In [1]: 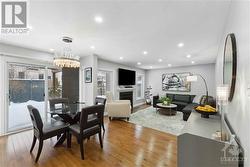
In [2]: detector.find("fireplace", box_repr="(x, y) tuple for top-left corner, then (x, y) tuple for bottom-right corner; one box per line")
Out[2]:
(119, 91), (133, 110)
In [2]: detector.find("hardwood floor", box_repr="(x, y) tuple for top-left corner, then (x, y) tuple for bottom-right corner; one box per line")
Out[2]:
(0, 113), (177, 167)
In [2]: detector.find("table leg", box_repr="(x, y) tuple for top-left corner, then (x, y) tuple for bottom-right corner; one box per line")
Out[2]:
(54, 132), (66, 147)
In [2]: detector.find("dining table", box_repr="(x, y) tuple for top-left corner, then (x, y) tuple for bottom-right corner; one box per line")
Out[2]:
(47, 102), (86, 146)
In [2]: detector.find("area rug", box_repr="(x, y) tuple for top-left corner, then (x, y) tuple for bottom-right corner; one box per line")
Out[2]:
(129, 106), (186, 135)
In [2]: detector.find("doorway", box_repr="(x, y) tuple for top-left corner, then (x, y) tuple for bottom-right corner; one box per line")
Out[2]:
(8, 63), (46, 132)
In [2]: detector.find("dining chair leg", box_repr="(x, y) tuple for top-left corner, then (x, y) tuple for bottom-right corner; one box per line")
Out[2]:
(102, 122), (105, 132)
(35, 140), (43, 163)
(67, 132), (72, 148)
(30, 135), (37, 153)
(79, 138), (84, 160)
(98, 132), (103, 149)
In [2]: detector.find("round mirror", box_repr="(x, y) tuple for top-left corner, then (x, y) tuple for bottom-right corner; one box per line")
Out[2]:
(223, 33), (237, 101)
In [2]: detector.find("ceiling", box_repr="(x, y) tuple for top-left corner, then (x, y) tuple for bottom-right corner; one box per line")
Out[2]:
(0, 0), (231, 69)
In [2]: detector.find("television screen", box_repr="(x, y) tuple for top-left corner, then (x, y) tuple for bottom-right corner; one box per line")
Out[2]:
(118, 68), (136, 85)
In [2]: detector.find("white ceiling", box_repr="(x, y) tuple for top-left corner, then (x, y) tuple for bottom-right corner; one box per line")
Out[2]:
(0, 0), (231, 69)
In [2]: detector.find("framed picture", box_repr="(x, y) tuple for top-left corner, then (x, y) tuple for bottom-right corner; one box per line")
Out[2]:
(162, 72), (191, 92)
(85, 67), (92, 83)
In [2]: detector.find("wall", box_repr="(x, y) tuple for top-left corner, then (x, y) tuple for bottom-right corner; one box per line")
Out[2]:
(79, 54), (98, 106)
(146, 63), (216, 102)
(98, 59), (146, 106)
(215, 1), (250, 166)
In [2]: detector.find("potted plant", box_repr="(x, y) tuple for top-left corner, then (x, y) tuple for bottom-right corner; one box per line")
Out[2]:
(160, 96), (172, 106)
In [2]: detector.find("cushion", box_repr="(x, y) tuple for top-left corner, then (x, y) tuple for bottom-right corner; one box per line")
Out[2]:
(166, 94), (174, 100)
(190, 95), (196, 102)
(172, 101), (188, 106)
(69, 124), (100, 135)
(174, 94), (190, 103)
(43, 121), (69, 138)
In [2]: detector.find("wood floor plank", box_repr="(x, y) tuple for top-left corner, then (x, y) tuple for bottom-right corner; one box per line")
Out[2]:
(0, 113), (177, 167)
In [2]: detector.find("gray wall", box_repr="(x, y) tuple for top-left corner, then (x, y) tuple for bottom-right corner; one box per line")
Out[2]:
(146, 63), (216, 102)
(215, 1), (250, 166)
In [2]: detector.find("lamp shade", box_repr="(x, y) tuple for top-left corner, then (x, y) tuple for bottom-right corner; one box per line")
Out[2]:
(216, 85), (229, 102)
(186, 75), (198, 82)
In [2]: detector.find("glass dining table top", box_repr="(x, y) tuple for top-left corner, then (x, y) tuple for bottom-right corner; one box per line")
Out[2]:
(48, 103), (87, 116)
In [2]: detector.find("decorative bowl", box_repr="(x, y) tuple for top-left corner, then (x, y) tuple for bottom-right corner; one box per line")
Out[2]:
(194, 106), (217, 118)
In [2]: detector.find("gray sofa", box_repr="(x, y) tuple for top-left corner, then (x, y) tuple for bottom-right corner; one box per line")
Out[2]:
(153, 93), (197, 121)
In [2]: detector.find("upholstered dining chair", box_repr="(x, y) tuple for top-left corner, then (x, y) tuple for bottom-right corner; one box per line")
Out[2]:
(95, 96), (106, 131)
(27, 105), (69, 163)
(105, 92), (131, 121)
(67, 105), (104, 160)
(49, 98), (69, 120)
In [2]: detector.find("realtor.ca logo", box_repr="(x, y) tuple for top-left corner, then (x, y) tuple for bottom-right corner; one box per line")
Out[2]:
(1, 1), (29, 34)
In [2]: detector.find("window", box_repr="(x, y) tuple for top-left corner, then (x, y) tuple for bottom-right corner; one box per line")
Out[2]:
(97, 70), (112, 96)
(18, 72), (25, 79)
(39, 74), (44, 79)
(136, 74), (144, 99)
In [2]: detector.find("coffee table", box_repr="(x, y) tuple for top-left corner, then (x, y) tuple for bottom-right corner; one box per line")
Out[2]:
(156, 103), (177, 116)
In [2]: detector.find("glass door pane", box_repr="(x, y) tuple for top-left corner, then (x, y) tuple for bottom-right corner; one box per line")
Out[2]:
(8, 64), (45, 132)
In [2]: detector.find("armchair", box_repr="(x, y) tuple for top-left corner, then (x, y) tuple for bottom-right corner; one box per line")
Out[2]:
(105, 92), (131, 121)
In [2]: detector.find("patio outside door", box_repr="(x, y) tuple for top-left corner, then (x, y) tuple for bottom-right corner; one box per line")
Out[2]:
(8, 63), (46, 132)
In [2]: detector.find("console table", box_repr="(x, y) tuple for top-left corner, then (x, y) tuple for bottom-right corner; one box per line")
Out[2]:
(178, 112), (242, 167)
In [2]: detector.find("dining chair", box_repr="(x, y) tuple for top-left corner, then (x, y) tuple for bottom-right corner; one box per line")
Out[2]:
(95, 97), (106, 131)
(49, 98), (69, 120)
(27, 105), (69, 163)
(67, 104), (104, 160)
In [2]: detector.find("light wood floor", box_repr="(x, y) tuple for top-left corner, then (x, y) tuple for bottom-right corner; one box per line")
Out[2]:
(0, 106), (177, 167)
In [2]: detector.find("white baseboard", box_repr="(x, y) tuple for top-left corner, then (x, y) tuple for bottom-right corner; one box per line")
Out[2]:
(133, 102), (146, 107)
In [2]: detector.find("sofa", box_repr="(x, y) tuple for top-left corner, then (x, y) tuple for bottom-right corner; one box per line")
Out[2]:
(153, 94), (216, 121)
(153, 93), (197, 121)
(153, 93), (195, 110)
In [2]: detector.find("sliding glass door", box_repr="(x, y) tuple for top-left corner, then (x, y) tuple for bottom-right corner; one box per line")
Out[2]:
(8, 64), (46, 132)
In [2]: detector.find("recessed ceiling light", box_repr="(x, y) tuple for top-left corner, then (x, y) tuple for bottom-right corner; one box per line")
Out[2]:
(158, 58), (163, 62)
(143, 51), (148, 55)
(119, 57), (123, 60)
(186, 54), (191, 58)
(178, 42), (184, 48)
(168, 64), (172, 67)
(90, 45), (95, 50)
(149, 66), (153, 69)
(137, 62), (141, 65)
(94, 16), (103, 23)
(191, 61), (195, 64)
(49, 48), (54, 52)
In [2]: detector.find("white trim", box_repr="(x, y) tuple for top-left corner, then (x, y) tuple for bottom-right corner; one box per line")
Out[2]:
(0, 127), (32, 137)
(0, 54), (54, 135)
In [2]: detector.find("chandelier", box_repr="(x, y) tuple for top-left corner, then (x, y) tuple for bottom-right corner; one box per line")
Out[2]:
(53, 36), (80, 68)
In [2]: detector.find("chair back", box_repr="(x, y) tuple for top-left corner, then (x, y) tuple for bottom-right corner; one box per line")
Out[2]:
(200, 95), (216, 107)
(95, 97), (106, 106)
(27, 105), (43, 134)
(106, 92), (113, 103)
(80, 105), (104, 133)
(49, 98), (69, 111)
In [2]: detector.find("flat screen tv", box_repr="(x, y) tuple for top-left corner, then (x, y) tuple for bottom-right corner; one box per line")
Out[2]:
(118, 68), (136, 85)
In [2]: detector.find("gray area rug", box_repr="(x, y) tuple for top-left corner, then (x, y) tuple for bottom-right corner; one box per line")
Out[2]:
(129, 106), (186, 135)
